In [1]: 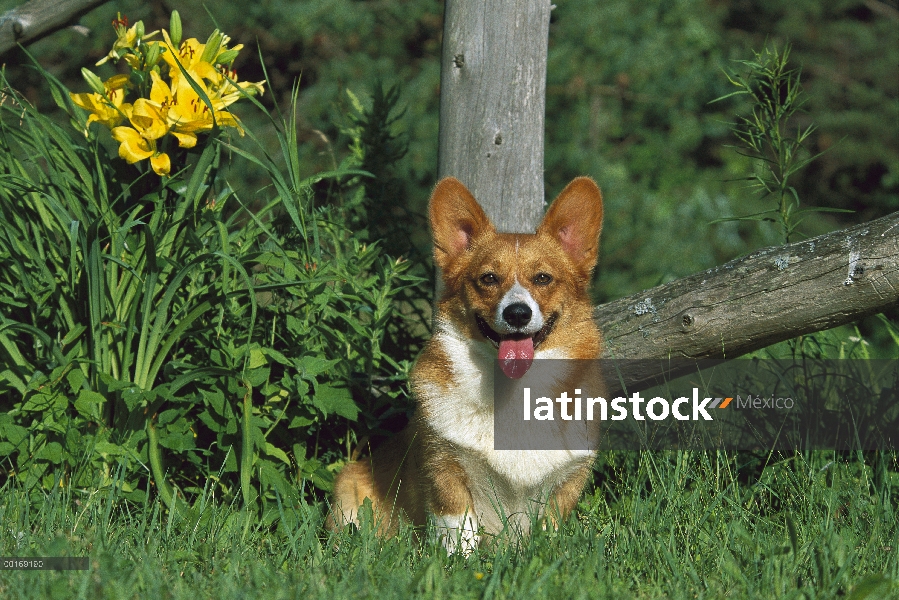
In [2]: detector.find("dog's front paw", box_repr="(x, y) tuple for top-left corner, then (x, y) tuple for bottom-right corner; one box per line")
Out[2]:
(433, 513), (479, 557)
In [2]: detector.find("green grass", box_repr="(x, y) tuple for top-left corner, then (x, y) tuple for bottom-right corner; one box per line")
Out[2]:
(1, 451), (896, 599)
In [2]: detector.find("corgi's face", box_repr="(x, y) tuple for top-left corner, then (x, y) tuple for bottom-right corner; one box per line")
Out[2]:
(429, 177), (604, 378)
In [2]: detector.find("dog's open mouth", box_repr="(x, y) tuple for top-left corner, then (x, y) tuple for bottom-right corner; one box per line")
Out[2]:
(475, 313), (557, 379)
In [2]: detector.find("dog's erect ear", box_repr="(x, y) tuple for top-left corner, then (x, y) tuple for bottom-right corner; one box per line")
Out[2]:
(537, 177), (604, 274)
(429, 177), (495, 271)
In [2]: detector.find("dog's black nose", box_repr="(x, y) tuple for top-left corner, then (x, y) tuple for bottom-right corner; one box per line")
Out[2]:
(502, 303), (532, 328)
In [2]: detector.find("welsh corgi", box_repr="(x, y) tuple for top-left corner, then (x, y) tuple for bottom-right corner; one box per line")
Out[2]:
(328, 176), (605, 553)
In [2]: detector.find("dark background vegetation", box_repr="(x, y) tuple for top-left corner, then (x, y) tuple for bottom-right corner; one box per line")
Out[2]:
(4, 0), (896, 294)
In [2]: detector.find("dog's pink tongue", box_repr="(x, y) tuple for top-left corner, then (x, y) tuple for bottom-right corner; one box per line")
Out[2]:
(498, 338), (534, 379)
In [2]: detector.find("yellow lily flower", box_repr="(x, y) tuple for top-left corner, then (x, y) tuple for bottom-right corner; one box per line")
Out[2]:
(161, 29), (249, 82)
(96, 15), (159, 67)
(106, 73), (131, 90)
(156, 28), (263, 141)
(144, 71), (197, 148)
(110, 127), (171, 176)
(160, 30), (206, 77)
(74, 14), (262, 178)
(203, 64), (266, 107)
(147, 70), (176, 114)
(125, 98), (170, 141)
(217, 77), (266, 107)
(145, 71), (197, 148)
(69, 74), (131, 132)
(172, 70), (242, 140)
(110, 98), (172, 175)
(150, 152), (171, 175)
(145, 70), (238, 148)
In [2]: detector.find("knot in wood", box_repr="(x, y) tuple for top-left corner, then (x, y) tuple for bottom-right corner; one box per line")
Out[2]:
(681, 313), (695, 330)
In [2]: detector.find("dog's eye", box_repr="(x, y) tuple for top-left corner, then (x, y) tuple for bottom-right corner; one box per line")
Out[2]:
(533, 272), (553, 286)
(479, 273), (499, 286)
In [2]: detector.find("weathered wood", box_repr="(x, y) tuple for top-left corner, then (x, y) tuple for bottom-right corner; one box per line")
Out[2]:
(0, 0), (108, 56)
(438, 0), (551, 233)
(596, 211), (899, 366)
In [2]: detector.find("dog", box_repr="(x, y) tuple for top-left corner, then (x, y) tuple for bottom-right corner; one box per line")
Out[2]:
(328, 176), (605, 554)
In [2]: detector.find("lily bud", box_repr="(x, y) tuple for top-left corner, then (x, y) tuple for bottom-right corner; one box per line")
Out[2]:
(169, 10), (182, 47)
(215, 49), (239, 67)
(81, 68), (105, 95)
(243, 82), (264, 97)
(200, 29), (223, 64)
(135, 20), (145, 39)
(104, 74), (131, 91)
(144, 42), (161, 68)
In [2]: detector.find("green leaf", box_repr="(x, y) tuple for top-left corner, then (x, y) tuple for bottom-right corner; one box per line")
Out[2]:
(847, 575), (894, 600)
(73, 390), (105, 419)
(248, 347), (267, 369)
(790, 206), (855, 216)
(22, 392), (67, 413)
(157, 408), (183, 427)
(312, 384), (358, 420)
(249, 423), (267, 448)
(0, 370), (26, 394)
(60, 324), (86, 346)
(297, 355), (338, 378)
(36, 441), (63, 463)
(66, 368), (87, 394)
(98, 373), (140, 392)
(93, 440), (126, 457)
(263, 442), (291, 466)
(258, 459), (298, 501)
(0, 414), (28, 449)
(119, 386), (156, 412)
(197, 409), (224, 433)
(158, 431), (196, 451)
(262, 347), (291, 366)
(709, 208), (779, 225)
(203, 389), (227, 417)
(309, 465), (334, 492)
(288, 415), (313, 429)
(245, 366), (270, 387)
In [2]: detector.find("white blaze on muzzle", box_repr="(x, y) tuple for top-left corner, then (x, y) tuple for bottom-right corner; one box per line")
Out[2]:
(494, 279), (544, 335)
(489, 279), (547, 380)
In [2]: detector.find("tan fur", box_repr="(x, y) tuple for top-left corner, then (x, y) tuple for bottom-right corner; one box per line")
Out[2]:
(329, 177), (605, 549)
(327, 426), (426, 535)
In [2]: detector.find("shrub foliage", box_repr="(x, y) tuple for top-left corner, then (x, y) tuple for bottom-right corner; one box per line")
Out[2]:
(0, 18), (423, 511)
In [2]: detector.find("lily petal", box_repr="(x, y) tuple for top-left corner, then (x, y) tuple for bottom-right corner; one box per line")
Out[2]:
(111, 126), (153, 163)
(130, 98), (170, 140)
(170, 130), (198, 148)
(150, 152), (171, 175)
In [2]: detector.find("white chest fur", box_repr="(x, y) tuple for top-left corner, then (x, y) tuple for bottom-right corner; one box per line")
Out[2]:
(419, 322), (594, 531)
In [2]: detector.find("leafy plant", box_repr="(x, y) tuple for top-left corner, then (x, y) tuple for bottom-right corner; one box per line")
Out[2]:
(335, 82), (433, 370)
(0, 13), (422, 515)
(712, 44), (848, 243)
